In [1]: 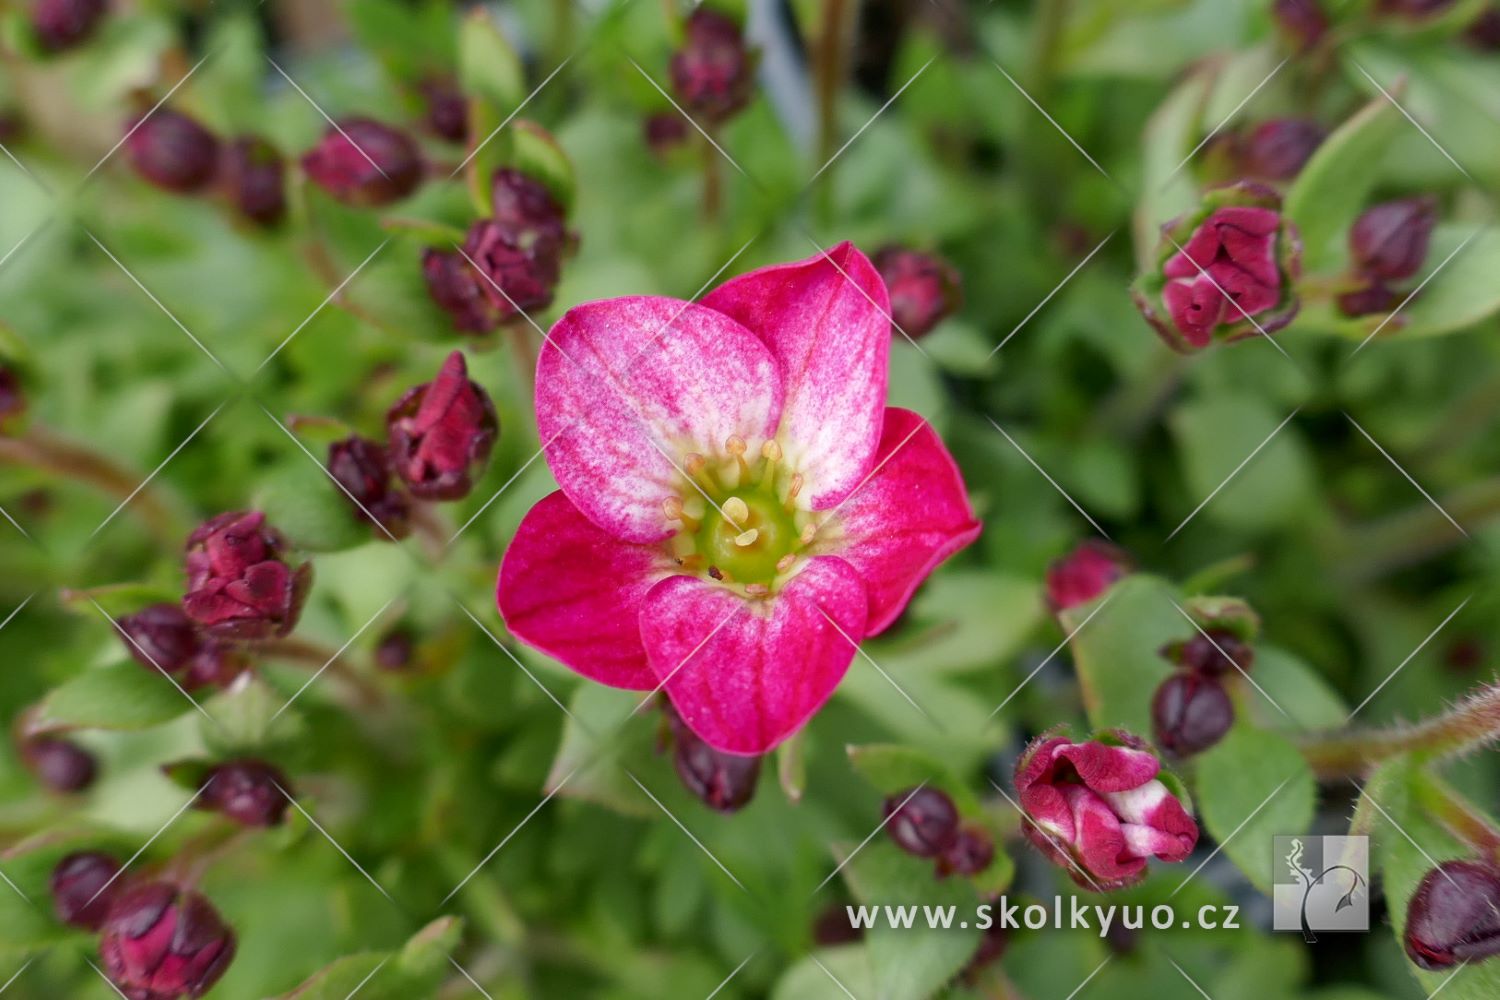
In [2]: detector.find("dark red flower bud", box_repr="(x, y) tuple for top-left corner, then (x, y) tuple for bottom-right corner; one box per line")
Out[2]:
(182, 511), (312, 640)
(1350, 197), (1437, 282)
(672, 718), (761, 812)
(51, 851), (122, 930)
(1336, 281), (1399, 318)
(387, 352), (498, 501)
(461, 218), (564, 321)
(374, 626), (414, 672)
(1467, 8), (1500, 49)
(1151, 673), (1233, 756)
(420, 78), (467, 143)
(669, 7), (754, 125)
(1272, 0), (1329, 50)
(491, 169), (568, 240)
(1244, 119), (1326, 181)
(812, 904), (864, 946)
(100, 881), (235, 1000)
(884, 787), (959, 858)
(180, 641), (248, 691)
(0, 365), (24, 434)
(23, 737), (97, 793)
(643, 112), (689, 156)
(115, 603), (199, 674)
(1045, 540), (1130, 612)
(327, 435), (410, 538)
(301, 119), (422, 207)
(219, 135), (285, 226)
(873, 246), (962, 339)
(935, 825), (995, 877)
(423, 249), (502, 334)
(197, 759), (290, 827)
(32, 0), (105, 53)
(1163, 627), (1254, 677)
(1405, 859), (1500, 970)
(124, 109), (220, 194)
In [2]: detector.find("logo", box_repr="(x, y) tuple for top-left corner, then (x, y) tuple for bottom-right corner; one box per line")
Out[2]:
(1272, 835), (1369, 940)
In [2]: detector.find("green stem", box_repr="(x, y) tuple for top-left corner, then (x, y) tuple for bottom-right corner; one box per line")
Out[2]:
(814, 0), (856, 183)
(1333, 475), (1500, 584)
(1413, 775), (1500, 857)
(1299, 681), (1500, 779)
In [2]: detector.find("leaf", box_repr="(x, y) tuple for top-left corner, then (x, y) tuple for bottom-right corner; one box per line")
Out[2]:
(777, 734), (806, 804)
(1244, 646), (1347, 731)
(199, 674), (308, 757)
(847, 744), (982, 816)
(511, 120), (577, 212)
(1134, 62), (1213, 266)
(1392, 225), (1500, 339)
(1169, 392), (1315, 532)
(1284, 94), (1402, 275)
(1194, 721), (1315, 894)
(1060, 574), (1183, 734)
(771, 945), (877, 1000)
(32, 666), (194, 732)
(458, 10), (525, 115)
(345, 0), (455, 83)
(254, 461), (371, 554)
(278, 916), (464, 999)
(546, 684), (656, 819)
(861, 571), (1042, 677)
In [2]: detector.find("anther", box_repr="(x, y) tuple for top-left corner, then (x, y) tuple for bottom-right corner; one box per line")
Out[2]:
(662, 495), (699, 531)
(722, 496), (750, 526)
(725, 435), (750, 480)
(733, 528), (759, 547)
(759, 440), (782, 488)
(784, 473), (803, 510)
(775, 554), (796, 573)
(744, 583), (770, 597)
(799, 523), (817, 545)
(685, 453), (717, 491)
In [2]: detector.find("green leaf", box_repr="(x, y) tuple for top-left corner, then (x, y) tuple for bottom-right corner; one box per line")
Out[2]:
(278, 916), (464, 999)
(771, 945), (877, 1000)
(254, 461), (371, 553)
(546, 684), (656, 819)
(458, 10), (525, 115)
(33, 665), (194, 732)
(199, 674), (308, 757)
(1391, 225), (1500, 339)
(345, 0), (455, 83)
(1284, 94), (1402, 275)
(1061, 574), (1182, 734)
(1169, 392), (1315, 532)
(512, 120), (578, 212)
(1195, 721), (1315, 894)
(1245, 646), (1347, 731)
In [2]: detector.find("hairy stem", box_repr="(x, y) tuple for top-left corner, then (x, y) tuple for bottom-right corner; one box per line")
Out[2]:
(1300, 681), (1500, 779)
(1414, 775), (1500, 856)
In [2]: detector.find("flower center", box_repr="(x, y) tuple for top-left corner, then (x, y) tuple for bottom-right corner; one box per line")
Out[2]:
(662, 436), (817, 596)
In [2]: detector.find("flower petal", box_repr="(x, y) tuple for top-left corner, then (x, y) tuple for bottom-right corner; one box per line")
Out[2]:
(639, 556), (867, 754)
(815, 407), (980, 634)
(537, 296), (783, 542)
(496, 491), (671, 689)
(1063, 786), (1143, 885)
(702, 242), (889, 509)
(1054, 740), (1162, 793)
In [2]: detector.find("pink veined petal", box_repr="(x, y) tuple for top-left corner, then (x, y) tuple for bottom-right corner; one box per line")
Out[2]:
(1063, 785), (1142, 884)
(702, 242), (889, 510)
(1105, 780), (1199, 861)
(816, 407), (980, 634)
(1053, 740), (1161, 793)
(638, 556), (868, 754)
(536, 296), (784, 543)
(497, 491), (673, 690)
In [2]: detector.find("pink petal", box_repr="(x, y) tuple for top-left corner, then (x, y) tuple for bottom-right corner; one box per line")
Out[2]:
(537, 296), (784, 543)
(1053, 740), (1161, 793)
(496, 491), (672, 690)
(1063, 785), (1142, 884)
(702, 242), (889, 510)
(1106, 780), (1199, 862)
(816, 408), (980, 634)
(638, 556), (868, 754)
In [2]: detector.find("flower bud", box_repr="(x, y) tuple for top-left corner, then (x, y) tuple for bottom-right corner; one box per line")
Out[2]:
(873, 246), (962, 339)
(1161, 627), (1254, 677)
(1133, 183), (1301, 352)
(374, 626), (414, 672)
(327, 435), (410, 539)
(935, 825), (995, 878)
(386, 352), (499, 501)
(671, 711), (761, 812)
(1350, 197), (1437, 282)
(461, 218), (564, 322)
(32, 0), (105, 53)
(643, 112), (689, 157)
(115, 603), (199, 674)
(423, 249), (502, 334)
(1405, 859), (1500, 970)
(182, 511), (312, 640)
(0, 364), (25, 434)
(883, 787), (959, 858)
(1015, 730), (1198, 890)
(23, 736), (97, 793)
(99, 882), (235, 1000)
(219, 135), (286, 226)
(301, 119), (422, 207)
(1151, 673), (1233, 756)
(1272, 0), (1329, 50)
(51, 851), (122, 930)
(1045, 540), (1130, 612)
(1467, 8), (1500, 49)
(197, 759), (290, 827)
(180, 641), (248, 691)
(420, 77), (467, 143)
(1243, 119), (1326, 181)
(1336, 281), (1399, 318)
(124, 109), (220, 194)
(491, 169), (569, 241)
(669, 7), (754, 125)
(812, 903), (863, 946)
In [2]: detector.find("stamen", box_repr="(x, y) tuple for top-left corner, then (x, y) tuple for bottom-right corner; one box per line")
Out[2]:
(799, 523), (817, 546)
(775, 554), (796, 573)
(684, 452), (717, 491)
(725, 435), (750, 479)
(722, 496), (750, 526)
(733, 528), (759, 547)
(784, 473), (803, 510)
(759, 440), (782, 489)
(663, 495), (699, 531)
(744, 583), (770, 597)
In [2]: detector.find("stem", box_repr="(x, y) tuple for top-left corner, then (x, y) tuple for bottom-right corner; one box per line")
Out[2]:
(1333, 475), (1500, 584)
(1414, 776), (1500, 856)
(0, 424), (181, 544)
(814, 0), (855, 174)
(259, 636), (386, 709)
(1299, 681), (1500, 779)
(408, 501), (451, 561)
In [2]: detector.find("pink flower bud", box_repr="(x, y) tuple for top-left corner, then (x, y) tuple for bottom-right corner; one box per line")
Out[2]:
(327, 435), (410, 538)
(643, 112), (689, 157)
(124, 109), (220, 194)
(1350, 197), (1437, 282)
(1272, 0), (1329, 50)
(669, 7), (754, 125)
(180, 641), (248, 691)
(114, 603), (199, 673)
(32, 0), (105, 53)
(23, 736), (96, 793)
(219, 135), (285, 226)
(1151, 673), (1233, 756)
(1160, 627), (1254, 677)
(1336, 281), (1399, 318)
(374, 626), (414, 672)
(491, 169), (567, 237)
(51, 851), (122, 930)
(1405, 859), (1500, 969)
(386, 352), (498, 501)
(1045, 540), (1129, 612)
(1243, 118), (1326, 180)
(99, 882), (235, 1000)
(301, 119), (422, 207)
(873, 246), (962, 339)
(182, 511), (312, 640)
(420, 77), (467, 143)
(672, 716), (761, 812)
(935, 825), (995, 878)
(883, 787), (959, 858)
(198, 759), (290, 827)
(1014, 731), (1198, 890)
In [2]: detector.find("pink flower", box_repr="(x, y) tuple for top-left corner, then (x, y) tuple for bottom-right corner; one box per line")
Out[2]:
(497, 244), (980, 754)
(1015, 731), (1198, 891)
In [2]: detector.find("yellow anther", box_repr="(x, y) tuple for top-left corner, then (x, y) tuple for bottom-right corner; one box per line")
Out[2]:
(761, 439), (782, 462)
(744, 583), (770, 597)
(799, 523), (817, 545)
(722, 496), (750, 525)
(775, 554), (796, 573)
(733, 528), (759, 547)
(725, 435), (747, 457)
(663, 495), (698, 531)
